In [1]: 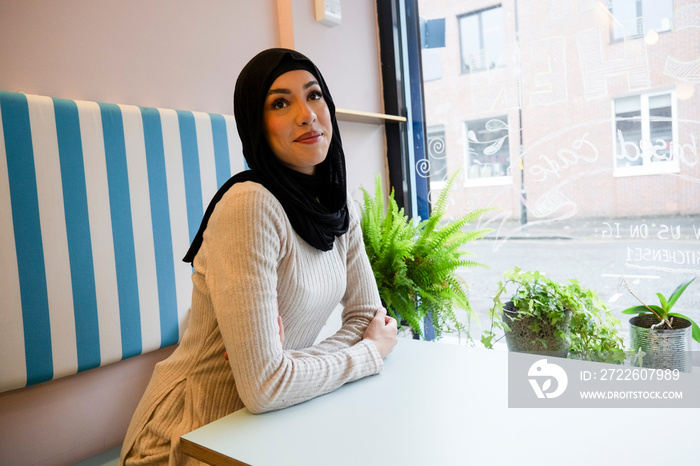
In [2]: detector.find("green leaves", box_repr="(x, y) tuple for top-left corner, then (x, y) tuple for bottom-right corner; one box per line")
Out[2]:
(485, 267), (629, 362)
(621, 305), (663, 315)
(621, 276), (699, 344)
(667, 277), (696, 311)
(669, 312), (700, 344)
(480, 333), (494, 348)
(359, 172), (492, 341)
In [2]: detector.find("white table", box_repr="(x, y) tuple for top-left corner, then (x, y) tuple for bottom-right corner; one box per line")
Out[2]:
(181, 339), (698, 465)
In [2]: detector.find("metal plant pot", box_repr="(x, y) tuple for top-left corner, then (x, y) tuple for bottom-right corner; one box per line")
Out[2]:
(629, 315), (692, 372)
(502, 301), (572, 358)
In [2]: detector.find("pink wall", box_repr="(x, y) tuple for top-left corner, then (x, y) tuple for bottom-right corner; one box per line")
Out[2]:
(292, 0), (384, 115)
(0, 1), (388, 464)
(0, 0), (277, 114)
(0, 347), (175, 465)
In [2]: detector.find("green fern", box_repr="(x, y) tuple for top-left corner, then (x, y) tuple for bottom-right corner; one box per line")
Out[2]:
(359, 172), (493, 341)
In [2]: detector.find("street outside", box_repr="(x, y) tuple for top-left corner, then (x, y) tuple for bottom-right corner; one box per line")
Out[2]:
(448, 216), (700, 352)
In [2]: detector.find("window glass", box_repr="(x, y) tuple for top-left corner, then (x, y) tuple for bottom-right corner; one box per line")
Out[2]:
(481, 6), (505, 70)
(648, 94), (673, 162)
(416, 0), (700, 350)
(421, 17), (445, 81)
(459, 13), (482, 72)
(426, 126), (448, 189)
(465, 117), (510, 183)
(421, 48), (442, 82)
(642, 0), (673, 34)
(614, 93), (676, 173)
(610, 0), (640, 39)
(609, 0), (673, 40)
(458, 6), (504, 73)
(614, 95), (643, 168)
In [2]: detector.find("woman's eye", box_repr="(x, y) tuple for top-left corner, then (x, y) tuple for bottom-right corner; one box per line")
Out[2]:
(271, 98), (288, 110)
(309, 90), (323, 101)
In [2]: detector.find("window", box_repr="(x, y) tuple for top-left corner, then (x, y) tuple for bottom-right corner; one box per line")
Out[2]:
(613, 92), (678, 176)
(393, 0), (700, 349)
(609, 0), (673, 41)
(458, 6), (505, 73)
(421, 18), (445, 82)
(421, 48), (442, 82)
(465, 117), (510, 185)
(426, 126), (448, 188)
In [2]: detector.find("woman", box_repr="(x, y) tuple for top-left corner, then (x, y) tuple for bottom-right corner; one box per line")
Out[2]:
(120, 48), (398, 465)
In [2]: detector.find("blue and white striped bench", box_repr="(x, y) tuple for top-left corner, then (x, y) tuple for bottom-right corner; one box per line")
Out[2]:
(0, 91), (244, 393)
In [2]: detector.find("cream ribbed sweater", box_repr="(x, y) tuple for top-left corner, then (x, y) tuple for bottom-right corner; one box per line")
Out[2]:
(120, 181), (384, 465)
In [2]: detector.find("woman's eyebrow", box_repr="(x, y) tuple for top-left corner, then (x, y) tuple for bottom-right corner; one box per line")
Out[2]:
(267, 80), (320, 96)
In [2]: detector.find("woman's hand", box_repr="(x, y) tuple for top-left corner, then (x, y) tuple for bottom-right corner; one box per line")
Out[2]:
(277, 315), (285, 345)
(362, 308), (398, 358)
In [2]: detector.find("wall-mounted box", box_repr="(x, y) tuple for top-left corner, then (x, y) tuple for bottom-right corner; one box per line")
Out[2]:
(315, 0), (341, 27)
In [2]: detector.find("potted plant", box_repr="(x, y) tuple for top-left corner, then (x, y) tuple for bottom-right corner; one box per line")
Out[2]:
(565, 279), (634, 364)
(620, 277), (699, 371)
(483, 268), (631, 363)
(359, 172), (492, 342)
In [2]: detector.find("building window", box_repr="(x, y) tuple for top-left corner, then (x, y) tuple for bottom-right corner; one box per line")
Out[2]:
(613, 92), (678, 176)
(426, 126), (448, 189)
(422, 48), (442, 82)
(465, 116), (511, 185)
(421, 17), (445, 82)
(458, 6), (505, 74)
(608, 0), (673, 41)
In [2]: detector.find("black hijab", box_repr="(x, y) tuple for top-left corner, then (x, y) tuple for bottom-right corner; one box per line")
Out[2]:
(183, 48), (349, 263)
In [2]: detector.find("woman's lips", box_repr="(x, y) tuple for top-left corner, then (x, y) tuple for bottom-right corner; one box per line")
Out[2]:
(295, 131), (323, 144)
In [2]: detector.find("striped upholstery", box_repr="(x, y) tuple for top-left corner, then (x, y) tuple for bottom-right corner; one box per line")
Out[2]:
(0, 91), (244, 393)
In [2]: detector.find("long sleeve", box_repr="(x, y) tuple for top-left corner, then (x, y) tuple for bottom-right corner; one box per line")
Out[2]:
(299, 197), (384, 356)
(199, 182), (383, 414)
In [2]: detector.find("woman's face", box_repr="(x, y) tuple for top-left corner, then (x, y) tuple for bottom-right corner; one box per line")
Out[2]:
(263, 69), (332, 175)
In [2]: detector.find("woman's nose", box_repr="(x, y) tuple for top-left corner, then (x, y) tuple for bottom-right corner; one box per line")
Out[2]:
(296, 102), (316, 125)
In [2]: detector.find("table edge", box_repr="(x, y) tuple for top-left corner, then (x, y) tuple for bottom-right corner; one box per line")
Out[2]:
(181, 435), (252, 466)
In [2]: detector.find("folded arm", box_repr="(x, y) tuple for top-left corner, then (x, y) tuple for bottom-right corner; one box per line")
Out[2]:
(300, 198), (397, 356)
(204, 185), (386, 413)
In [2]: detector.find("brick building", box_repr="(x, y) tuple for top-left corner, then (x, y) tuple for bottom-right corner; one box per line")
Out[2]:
(419, 0), (700, 223)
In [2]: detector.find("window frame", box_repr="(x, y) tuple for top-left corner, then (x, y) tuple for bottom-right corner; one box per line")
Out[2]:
(612, 90), (680, 178)
(463, 115), (512, 188)
(377, 0), (430, 221)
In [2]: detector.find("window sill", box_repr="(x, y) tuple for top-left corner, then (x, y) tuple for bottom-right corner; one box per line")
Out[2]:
(336, 108), (406, 125)
(464, 176), (512, 188)
(613, 162), (680, 177)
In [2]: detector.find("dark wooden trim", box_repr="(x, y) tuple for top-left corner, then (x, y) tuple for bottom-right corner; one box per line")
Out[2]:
(180, 436), (251, 466)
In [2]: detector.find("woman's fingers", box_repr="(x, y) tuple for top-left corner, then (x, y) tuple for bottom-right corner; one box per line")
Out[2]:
(278, 315), (285, 345)
(363, 308), (398, 359)
(376, 307), (396, 327)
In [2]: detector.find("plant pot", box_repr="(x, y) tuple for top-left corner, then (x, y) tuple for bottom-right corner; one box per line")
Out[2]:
(502, 301), (571, 358)
(629, 315), (692, 372)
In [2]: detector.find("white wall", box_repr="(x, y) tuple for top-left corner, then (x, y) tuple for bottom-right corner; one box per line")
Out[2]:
(0, 1), (388, 464)
(292, 0), (389, 200)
